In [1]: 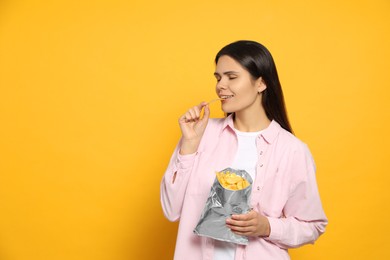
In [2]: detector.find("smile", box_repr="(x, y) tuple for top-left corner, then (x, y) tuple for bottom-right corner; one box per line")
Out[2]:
(220, 95), (234, 99)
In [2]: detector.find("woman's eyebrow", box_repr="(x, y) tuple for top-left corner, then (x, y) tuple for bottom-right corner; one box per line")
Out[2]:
(213, 71), (239, 76)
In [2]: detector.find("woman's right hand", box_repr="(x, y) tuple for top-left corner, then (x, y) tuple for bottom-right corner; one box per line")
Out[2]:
(178, 102), (210, 155)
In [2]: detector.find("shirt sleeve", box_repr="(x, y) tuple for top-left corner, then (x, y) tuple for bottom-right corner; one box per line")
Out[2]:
(160, 139), (197, 222)
(265, 144), (328, 248)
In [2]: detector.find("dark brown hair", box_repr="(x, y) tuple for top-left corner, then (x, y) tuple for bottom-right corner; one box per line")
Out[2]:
(215, 40), (293, 133)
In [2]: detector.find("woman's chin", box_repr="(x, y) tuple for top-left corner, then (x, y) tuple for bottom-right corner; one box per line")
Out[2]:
(221, 108), (235, 114)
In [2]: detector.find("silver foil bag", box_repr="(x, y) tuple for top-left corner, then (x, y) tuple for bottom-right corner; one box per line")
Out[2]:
(193, 168), (253, 245)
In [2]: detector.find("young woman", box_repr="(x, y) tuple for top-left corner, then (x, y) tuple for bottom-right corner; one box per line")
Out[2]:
(160, 40), (327, 260)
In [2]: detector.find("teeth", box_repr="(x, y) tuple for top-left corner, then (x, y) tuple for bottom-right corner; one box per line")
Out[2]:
(221, 95), (234, 99)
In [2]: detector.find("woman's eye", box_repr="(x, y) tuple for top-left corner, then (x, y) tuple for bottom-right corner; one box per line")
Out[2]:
(229, 76), (237, 80)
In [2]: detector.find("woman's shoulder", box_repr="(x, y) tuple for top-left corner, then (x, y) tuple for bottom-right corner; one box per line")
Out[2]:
(275, 124), (310, 153)
(274, 127), (315, 173)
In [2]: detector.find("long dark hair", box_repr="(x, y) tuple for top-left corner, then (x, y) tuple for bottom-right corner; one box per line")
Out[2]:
(215, 40), (293, 133)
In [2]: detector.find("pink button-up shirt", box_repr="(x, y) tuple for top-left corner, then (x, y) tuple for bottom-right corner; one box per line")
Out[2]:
(160, 115), (327, 260)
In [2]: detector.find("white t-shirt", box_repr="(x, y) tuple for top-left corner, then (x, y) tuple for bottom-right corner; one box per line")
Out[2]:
(213, 128), (262, 260)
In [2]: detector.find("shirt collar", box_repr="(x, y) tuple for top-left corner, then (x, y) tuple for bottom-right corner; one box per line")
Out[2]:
(260, 120), (282, 144)
(221, 114), (282, 144)
(222, 114), (234, 130)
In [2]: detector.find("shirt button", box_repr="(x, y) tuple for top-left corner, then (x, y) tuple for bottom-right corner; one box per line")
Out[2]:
(260, 151), (263, 155)
(260, 164), (263, 167)
(257, 186), (260, 191)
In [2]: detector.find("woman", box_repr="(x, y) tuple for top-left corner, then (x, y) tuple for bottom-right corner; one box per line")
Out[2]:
(160, 40), (327, 260)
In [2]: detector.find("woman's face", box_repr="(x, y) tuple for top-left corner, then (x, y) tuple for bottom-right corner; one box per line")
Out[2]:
(214, 55), (265, 114)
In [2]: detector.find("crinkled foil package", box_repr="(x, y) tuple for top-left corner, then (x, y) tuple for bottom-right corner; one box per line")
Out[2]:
(193, 168), (253, 245)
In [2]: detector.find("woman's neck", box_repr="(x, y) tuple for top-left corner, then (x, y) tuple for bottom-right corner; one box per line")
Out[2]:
(233, 103), (271, 132)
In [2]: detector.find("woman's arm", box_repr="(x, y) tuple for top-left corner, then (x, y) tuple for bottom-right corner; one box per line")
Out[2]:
(226, 144), (327, 248)
(160, 140), (198, 221)
(160, 102), (210, 221)
(264, 144), (328, 248)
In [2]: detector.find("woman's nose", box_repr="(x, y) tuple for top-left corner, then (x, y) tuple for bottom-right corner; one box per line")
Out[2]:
(216, 82), (227, 90)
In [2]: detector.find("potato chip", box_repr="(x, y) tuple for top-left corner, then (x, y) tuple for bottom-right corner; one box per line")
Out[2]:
(215, 170), (250, 190)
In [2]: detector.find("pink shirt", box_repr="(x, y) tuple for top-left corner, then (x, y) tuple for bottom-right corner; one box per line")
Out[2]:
(160, 115), (328, 260)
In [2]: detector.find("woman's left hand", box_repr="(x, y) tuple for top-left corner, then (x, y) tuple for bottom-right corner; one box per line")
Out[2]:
(226, 210), (271, 237)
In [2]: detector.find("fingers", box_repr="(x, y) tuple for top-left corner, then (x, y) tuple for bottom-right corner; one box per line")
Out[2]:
(227, 213), (254, 227)
(183, 108), (200, 122)
(228, 225), (257, 235)
(231, 210), (256, 221)
(226, 211), (255, 227)
(202, 104), (210, 121)
(226, 210), (259, 235)
(180, 102), (208, 123)
(226, 220), (257, 235)
(179, 108), (198, 123)
(226, 210), (270, 237)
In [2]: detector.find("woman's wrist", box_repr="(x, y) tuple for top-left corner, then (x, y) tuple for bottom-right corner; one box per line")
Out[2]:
(179, 138), (201, 155)
(258, 215), (271, 237)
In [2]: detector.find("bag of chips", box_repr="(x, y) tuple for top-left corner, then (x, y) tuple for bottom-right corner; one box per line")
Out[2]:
(193, 167), (253, 245)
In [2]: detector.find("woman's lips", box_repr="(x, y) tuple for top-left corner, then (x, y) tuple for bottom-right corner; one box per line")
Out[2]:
(220, 95), (234, 100)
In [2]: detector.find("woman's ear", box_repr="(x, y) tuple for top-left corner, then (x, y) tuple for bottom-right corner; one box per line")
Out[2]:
(257, 77), (267, 93)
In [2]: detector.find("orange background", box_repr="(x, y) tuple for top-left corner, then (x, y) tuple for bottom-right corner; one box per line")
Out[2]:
(0, 0), (389, 259)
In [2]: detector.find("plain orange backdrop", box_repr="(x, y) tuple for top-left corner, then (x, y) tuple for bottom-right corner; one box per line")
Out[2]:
(0, 0), (389, 259)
